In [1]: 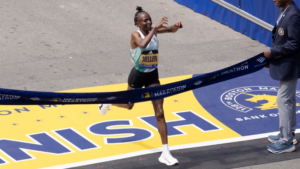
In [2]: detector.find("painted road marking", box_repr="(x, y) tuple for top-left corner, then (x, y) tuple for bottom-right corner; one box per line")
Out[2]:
(1, 70), (299, 169)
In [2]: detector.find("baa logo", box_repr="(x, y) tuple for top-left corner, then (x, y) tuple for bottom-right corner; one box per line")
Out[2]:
(256, 57), (266, 63)
(220, 86), (300, 113)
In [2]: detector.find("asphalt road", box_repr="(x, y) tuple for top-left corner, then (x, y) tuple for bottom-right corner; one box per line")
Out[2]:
(1, 0), (298, 168)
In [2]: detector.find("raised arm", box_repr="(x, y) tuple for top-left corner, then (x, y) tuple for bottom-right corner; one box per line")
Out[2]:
(157, 21), (183, 34)
(131, 16), (169, 48)
(131, 28), (157, 49)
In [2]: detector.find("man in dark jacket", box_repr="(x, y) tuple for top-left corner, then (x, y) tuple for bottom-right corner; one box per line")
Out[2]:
(264, 0), (300, 154)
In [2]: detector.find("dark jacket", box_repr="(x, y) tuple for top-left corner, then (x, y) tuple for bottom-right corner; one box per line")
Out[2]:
(270, 1), (300, 81)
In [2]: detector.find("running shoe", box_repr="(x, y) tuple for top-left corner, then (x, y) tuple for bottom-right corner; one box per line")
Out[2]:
(267, 141), (295, 154)
(268, 133), (297, 145)
(158, 153), (178, 166)
(98, 104), (111, 115)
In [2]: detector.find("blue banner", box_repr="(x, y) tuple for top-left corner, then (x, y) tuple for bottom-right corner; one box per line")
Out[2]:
(0, 53), (269, 105)
(174, 0), (274, 47)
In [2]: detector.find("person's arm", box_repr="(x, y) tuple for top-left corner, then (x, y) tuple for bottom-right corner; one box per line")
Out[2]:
(270, 14), (300, 58)
(157, 22), (183, 33)
(132, 28), (158, 48)
(132, 16), (168, 48)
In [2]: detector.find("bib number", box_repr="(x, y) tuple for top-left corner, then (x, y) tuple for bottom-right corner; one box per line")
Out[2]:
(139, 51), (159, 69)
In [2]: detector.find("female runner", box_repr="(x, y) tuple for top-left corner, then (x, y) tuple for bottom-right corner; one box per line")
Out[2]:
(99, 6), (182, 166)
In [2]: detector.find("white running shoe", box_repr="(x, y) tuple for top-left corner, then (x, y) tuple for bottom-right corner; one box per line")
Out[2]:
(158, 152), (178, 166)
(98, 104), (111, 115)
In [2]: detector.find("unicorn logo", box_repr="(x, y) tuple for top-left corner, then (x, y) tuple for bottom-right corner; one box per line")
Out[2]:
(243, 93), (300, 110)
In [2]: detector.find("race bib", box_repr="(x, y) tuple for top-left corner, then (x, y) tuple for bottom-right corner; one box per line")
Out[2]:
(139, 50), (159, 68)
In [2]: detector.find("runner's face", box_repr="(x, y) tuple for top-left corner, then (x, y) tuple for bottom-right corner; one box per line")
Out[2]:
(273, 0), (288, 8)
(137, 12), (152, 31)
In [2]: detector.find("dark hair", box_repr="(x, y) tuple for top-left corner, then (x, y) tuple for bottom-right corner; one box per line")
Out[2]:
(134, 6), (145, 26)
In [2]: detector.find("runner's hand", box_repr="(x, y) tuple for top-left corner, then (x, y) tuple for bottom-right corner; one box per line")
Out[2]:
(155, 16), (168, 29)
(174, 22), (183, 28)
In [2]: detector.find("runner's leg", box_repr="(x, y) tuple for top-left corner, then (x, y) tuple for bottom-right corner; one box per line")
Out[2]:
(113, 85), (134, 109)
(147, 83), (178, 166)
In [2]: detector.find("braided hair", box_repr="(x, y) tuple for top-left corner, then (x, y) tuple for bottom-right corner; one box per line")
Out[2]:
(134, 6), (145, 26)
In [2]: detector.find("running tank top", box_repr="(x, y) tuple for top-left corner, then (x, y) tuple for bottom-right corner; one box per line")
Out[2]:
(130, 29), (159, 72)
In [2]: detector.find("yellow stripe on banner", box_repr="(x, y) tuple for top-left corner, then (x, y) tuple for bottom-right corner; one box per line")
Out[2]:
(0, 75), (241, 169)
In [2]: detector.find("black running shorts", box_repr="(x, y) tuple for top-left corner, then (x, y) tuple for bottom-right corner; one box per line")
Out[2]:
(128, 67), (160, 88)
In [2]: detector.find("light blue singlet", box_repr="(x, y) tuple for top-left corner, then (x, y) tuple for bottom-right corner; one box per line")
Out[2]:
(130, 29), (159, 72)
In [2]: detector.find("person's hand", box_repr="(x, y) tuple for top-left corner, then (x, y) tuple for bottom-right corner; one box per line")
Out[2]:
(155, 16), (168, 29)
(170, 21), (182, 32)
(174, 22), (183, 28)
(264, 49), (272, 58)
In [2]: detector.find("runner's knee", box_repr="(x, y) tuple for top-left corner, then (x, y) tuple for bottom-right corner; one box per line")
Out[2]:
(128, 104), (134, 110)
(155, 109), (165, 120)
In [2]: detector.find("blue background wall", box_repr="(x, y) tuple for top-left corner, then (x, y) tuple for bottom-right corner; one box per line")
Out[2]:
(225, 0), (239, 8)
(174, 0), (300, 47)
